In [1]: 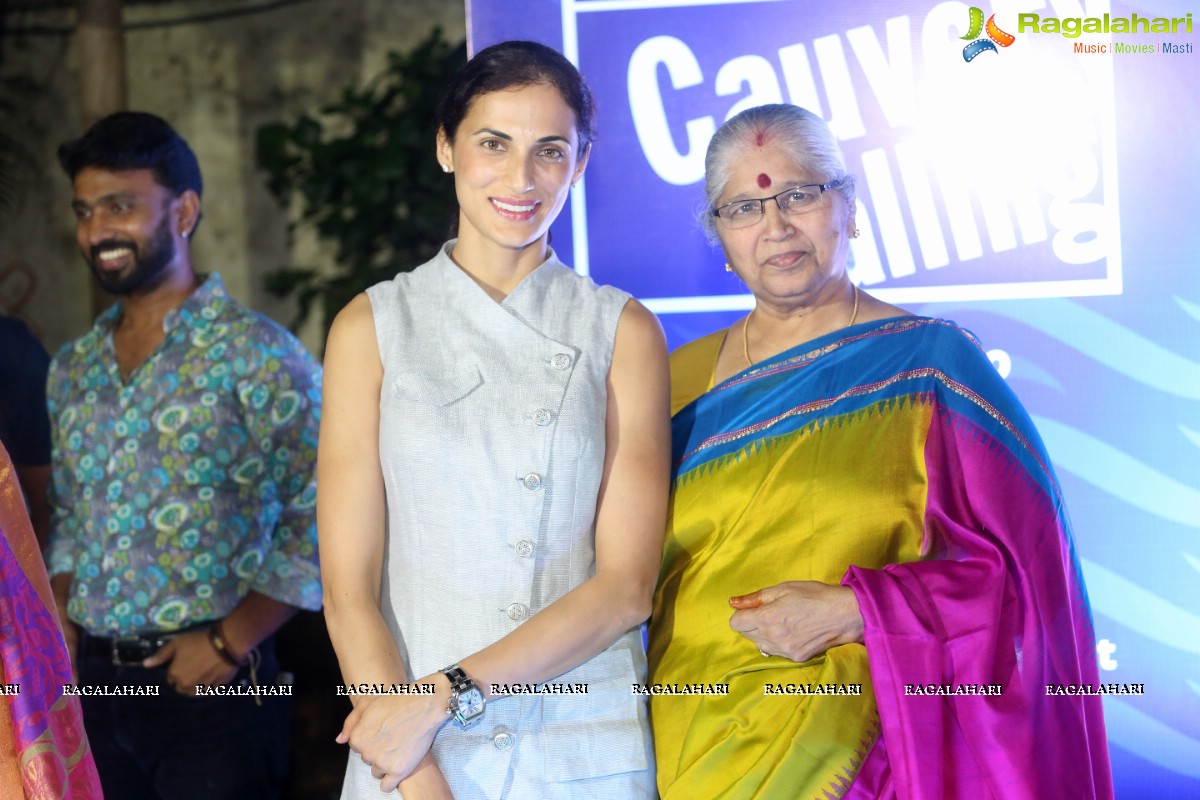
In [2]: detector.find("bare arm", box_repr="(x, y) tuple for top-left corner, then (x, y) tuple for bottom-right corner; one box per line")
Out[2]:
(343, 299), (671, 790)
(318, 294), (404, 696)
(319, 294), (452, 799)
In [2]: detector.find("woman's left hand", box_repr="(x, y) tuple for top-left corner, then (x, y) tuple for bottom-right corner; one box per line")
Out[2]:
(729, 581), (864, 662)
(337, 675), (448, 793)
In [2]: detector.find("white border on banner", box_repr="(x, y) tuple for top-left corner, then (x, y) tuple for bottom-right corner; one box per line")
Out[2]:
(575, 0), (791, 10)
(562, 0), (792, 276)
(643, 276), (1126, 315)
(561, 1), (591, 275)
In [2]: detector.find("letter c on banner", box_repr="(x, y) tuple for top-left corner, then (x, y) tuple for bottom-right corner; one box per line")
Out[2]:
(628, 35), (714, 185)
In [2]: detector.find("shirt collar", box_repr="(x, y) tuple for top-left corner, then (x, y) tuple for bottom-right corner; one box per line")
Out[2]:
(167, 273), (228, 330)
(90, 273), (229, 337)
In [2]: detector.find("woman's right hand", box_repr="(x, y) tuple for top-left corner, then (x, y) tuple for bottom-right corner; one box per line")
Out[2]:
(339, 688), (447, 793)
(340, 670), (457, 793)
(729, 580), (864, 662)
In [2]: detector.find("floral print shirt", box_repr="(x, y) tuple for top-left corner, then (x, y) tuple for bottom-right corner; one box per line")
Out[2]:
(47, 274), (322, 636)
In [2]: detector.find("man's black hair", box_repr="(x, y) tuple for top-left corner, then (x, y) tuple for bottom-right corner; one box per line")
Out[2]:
(57, 111), (203, 198)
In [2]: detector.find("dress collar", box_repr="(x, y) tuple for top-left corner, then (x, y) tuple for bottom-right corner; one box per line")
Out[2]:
(433, 240), (565, 309)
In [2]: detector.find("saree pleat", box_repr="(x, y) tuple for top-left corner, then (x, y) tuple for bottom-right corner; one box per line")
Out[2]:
(0, 443), (102, 799)
(650, 317), (1111, 800)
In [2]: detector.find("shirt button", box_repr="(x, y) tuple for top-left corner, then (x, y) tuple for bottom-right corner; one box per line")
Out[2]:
(492, 726), (514, 751)
(550, 353), (572, 371)
(514, 540), (535, 558)
(521, 472), (543, 491)
(532, 408), (554, 427)
(506, 603), (528, 621)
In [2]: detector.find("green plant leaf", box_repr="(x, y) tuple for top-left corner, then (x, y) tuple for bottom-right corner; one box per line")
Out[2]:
(254, 28), (466, 341)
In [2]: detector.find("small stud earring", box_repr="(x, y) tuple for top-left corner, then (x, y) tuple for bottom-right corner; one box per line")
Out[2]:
(441, 164), (451, 173)
(852, 228), (860, 239)
(724, 263), (734, 272)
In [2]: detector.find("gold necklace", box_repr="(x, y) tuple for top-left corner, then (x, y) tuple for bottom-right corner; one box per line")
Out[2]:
(743, 284), (860, 366)
(741, 308), (757, 366)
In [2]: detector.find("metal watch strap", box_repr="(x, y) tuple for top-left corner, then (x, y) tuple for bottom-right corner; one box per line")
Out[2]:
(441, 664), (484, 729)
(442, 664), (471, 694)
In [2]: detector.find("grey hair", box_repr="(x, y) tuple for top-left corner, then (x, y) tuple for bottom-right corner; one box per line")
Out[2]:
(699, 104), (856, 243)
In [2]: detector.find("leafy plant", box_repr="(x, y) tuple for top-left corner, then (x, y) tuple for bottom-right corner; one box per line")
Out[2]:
(256, 28), (466, 340)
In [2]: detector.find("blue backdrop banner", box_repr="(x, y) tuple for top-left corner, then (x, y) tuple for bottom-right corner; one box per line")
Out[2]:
(469, 2), (1200, 797)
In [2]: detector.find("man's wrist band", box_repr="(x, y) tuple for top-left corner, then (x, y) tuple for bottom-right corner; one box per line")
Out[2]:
(208, 622), (244, 667)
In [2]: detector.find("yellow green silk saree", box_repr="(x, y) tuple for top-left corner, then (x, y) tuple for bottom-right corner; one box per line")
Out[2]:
(649, 317), (1110, 800)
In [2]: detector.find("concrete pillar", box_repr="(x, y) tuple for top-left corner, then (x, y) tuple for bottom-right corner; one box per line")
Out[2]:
(75, 0), (127, 317)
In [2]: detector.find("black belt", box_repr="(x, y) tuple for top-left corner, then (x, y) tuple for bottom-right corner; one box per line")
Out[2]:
(81, 625), (209, 667)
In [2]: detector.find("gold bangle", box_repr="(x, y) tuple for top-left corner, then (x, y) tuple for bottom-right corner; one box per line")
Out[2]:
(208, 621), (244, 667)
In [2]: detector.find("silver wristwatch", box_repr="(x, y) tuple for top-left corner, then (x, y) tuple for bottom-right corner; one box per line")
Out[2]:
(441, 664), (485, 729)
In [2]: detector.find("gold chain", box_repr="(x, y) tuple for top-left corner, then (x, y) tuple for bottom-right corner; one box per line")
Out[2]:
(741, 307), (756, 366)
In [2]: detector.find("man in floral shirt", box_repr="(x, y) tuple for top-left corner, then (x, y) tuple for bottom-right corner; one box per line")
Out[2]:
(47, 111), (322, 799)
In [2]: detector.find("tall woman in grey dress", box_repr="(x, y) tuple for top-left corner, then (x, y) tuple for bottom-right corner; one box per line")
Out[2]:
(318, 41), (669, 799)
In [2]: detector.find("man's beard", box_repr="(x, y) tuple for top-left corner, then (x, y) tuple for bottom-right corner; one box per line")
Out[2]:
(87, 215), (176, 296)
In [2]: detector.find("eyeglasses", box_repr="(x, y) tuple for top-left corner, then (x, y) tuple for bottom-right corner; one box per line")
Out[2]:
(712, 180), (844, 229)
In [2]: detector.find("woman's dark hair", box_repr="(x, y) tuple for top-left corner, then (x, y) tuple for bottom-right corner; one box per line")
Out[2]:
(57, 111), (203, 198)
(438, 40), (596, 150)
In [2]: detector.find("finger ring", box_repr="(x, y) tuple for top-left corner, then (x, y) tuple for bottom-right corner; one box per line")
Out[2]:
(758, 649), (770, 658)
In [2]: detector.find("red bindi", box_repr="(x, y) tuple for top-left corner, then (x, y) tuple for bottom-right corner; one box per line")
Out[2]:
(756, 173), (771, 188)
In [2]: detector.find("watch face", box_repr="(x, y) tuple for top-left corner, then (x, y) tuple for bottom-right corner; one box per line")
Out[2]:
(459, 688), (485, 718)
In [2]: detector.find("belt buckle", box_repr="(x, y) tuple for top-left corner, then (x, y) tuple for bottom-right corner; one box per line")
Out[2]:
(111, 635), (153, 667)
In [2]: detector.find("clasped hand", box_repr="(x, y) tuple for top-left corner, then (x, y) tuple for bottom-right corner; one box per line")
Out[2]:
(337, 677), (448, 793)
(729, 580), (864, 663)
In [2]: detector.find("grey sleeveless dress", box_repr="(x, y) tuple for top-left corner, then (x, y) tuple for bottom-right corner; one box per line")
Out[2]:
(340, 243), (655, 799)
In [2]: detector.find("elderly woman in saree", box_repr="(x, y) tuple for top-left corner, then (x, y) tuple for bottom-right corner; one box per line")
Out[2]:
(648, 104), (1113, 800)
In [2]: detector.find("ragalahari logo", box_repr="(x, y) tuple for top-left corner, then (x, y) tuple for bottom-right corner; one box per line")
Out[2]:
(961, 7), (1016, 61)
